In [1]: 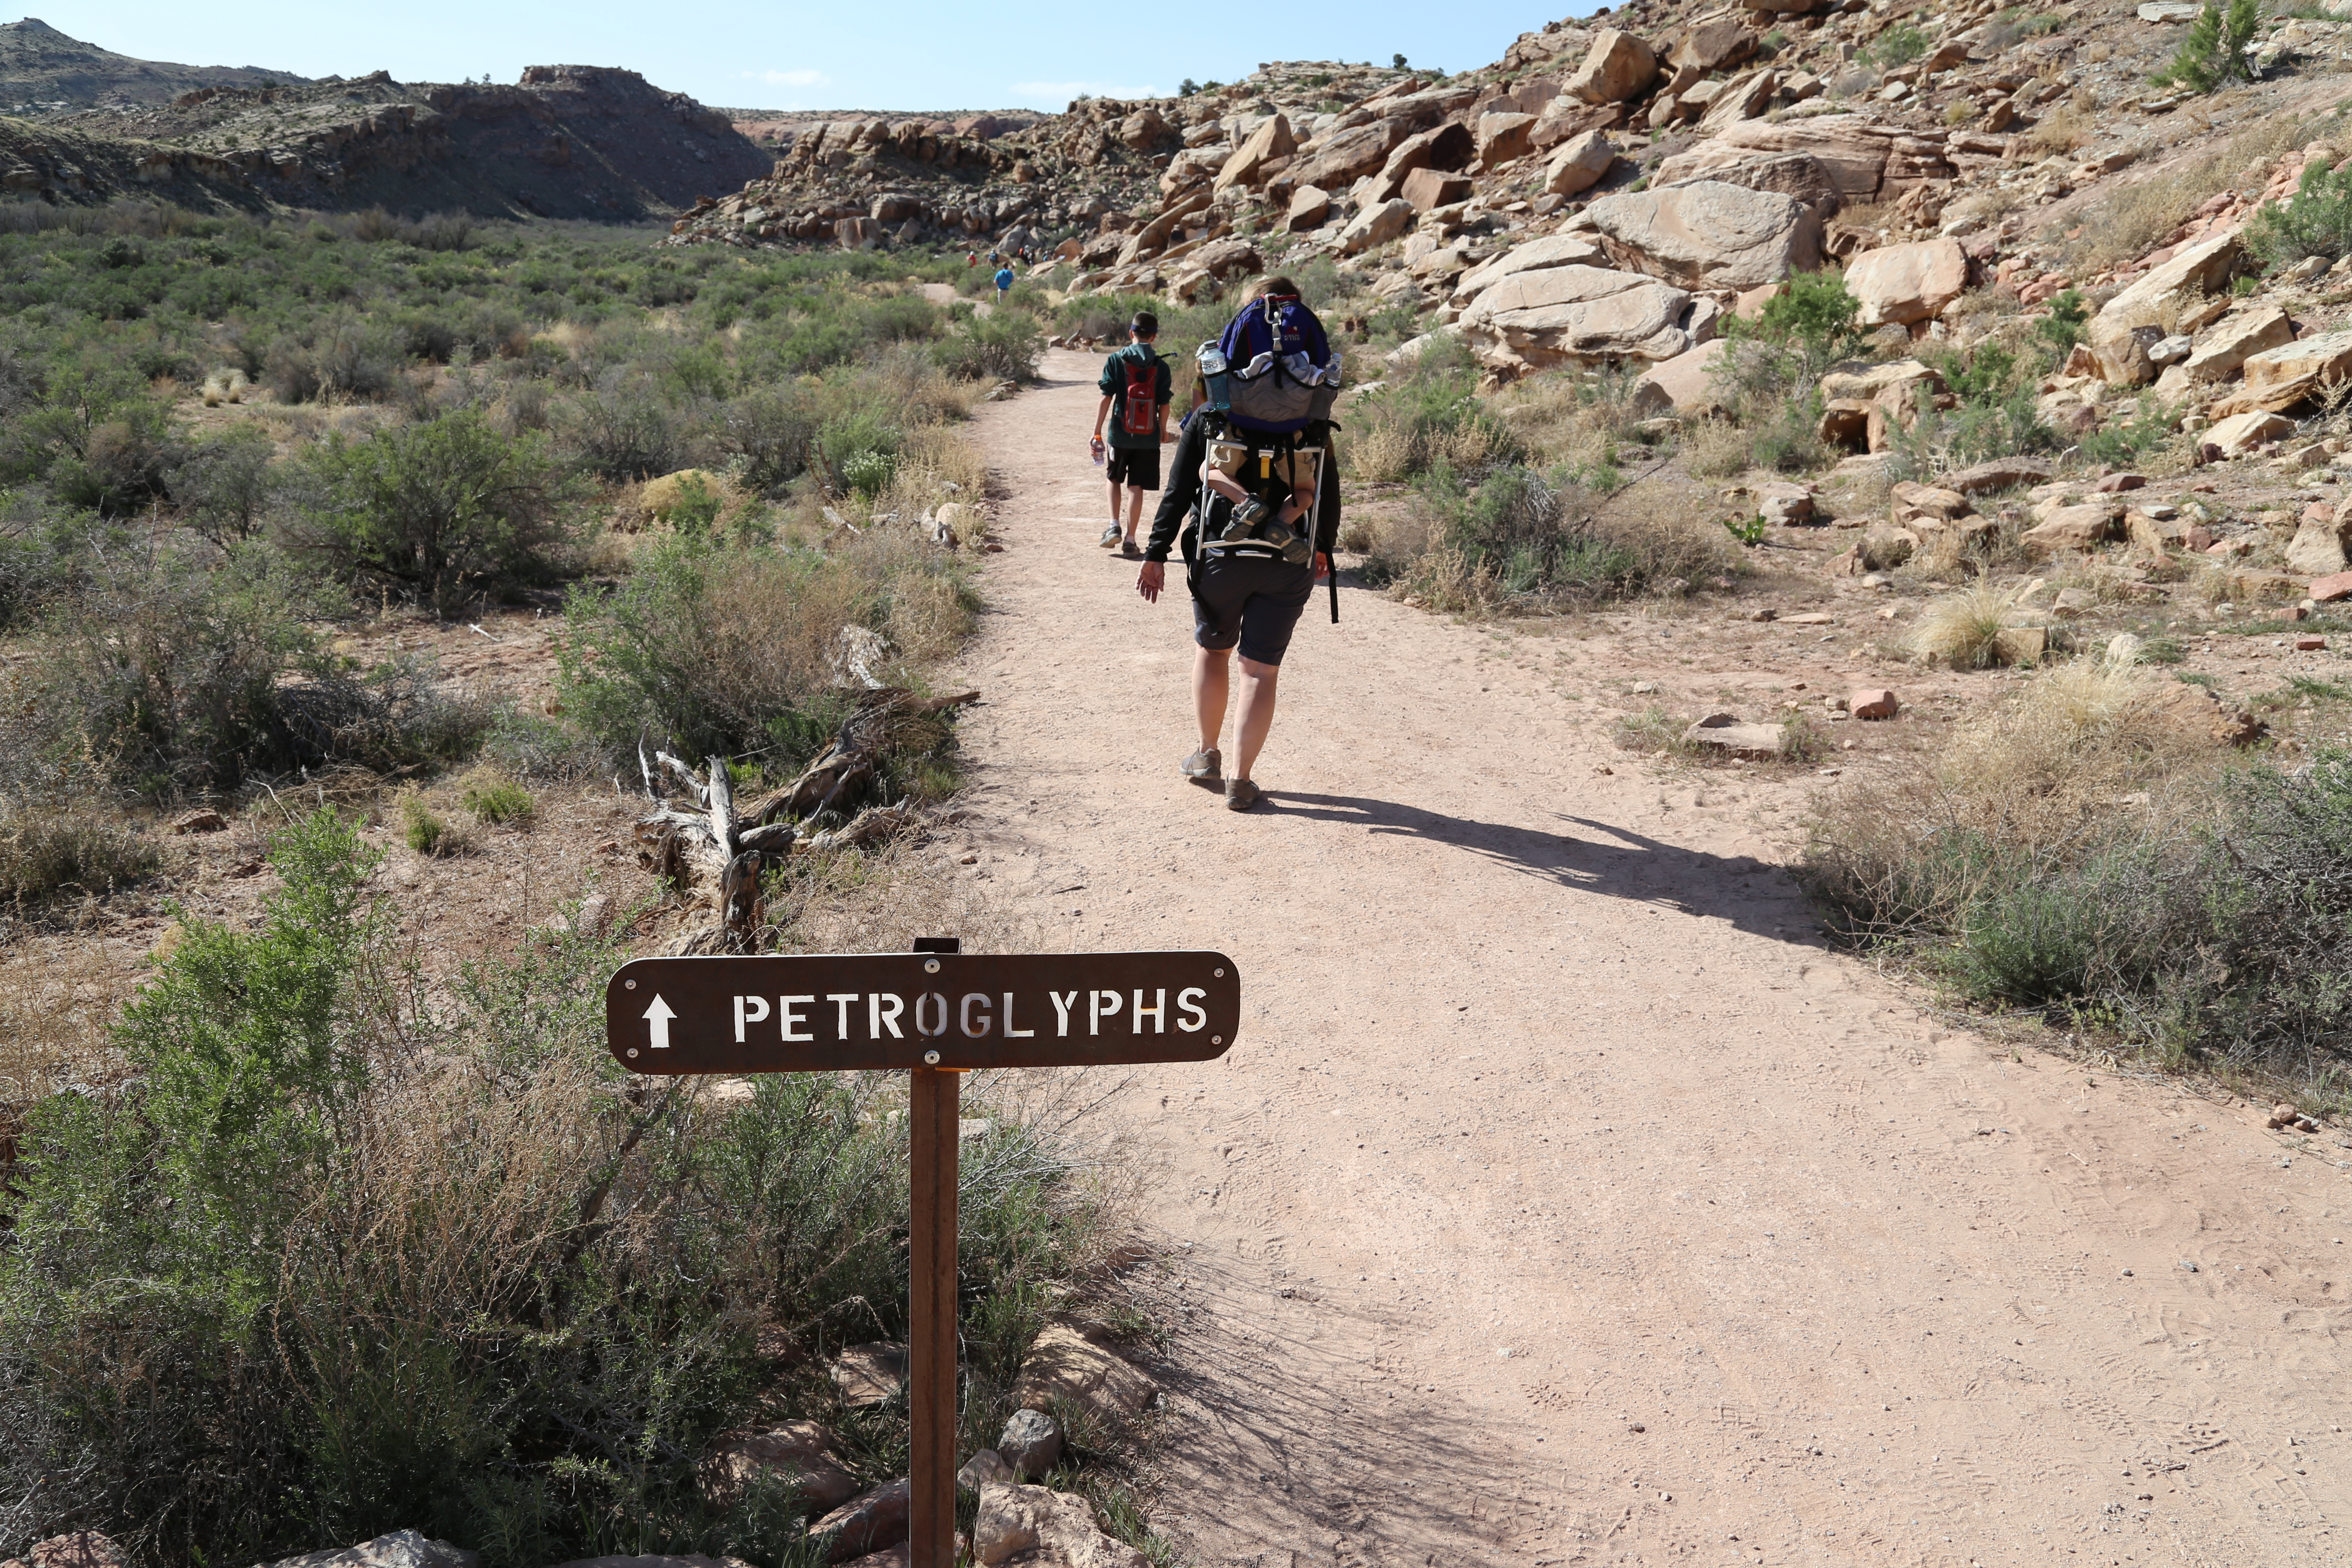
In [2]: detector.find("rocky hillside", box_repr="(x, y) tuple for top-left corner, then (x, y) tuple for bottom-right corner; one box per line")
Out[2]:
(1, 62), (772, 219)
(0, 16), (306, 110)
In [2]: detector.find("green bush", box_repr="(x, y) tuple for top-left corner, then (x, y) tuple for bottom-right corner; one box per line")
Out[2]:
(289, 409), (580, 609)
(165, 423), (278, 544)
(933, 310), (1044, 382)
(0, 812), (1108, 1566)
(2247, 156), (2352, 270)
(459, 770), (533, 825)
(2154, 0), (2259, 92)
(398, 787), (451, 853)
(556, 533), (966, 770)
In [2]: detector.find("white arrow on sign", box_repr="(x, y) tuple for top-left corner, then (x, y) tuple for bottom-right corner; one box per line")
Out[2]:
(643, 994), (677, 1049)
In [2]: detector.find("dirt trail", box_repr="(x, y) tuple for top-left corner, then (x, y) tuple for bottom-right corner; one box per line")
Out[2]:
(949, 350), (2352, 1567)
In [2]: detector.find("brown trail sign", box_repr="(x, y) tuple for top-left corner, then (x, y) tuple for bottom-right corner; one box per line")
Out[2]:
(606, 941), (1240, 1568)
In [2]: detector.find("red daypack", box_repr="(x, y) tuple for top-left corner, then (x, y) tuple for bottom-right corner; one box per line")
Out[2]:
(1119, 351), (1161, 438)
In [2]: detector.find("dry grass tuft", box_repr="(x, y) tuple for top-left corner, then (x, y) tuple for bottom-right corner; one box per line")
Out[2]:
(2067, 115), (2313, 270)
(1911, 583), (2027, 668)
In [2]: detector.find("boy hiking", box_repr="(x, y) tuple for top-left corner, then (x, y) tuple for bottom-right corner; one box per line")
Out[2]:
(993, 262), (1014, 306)
(1090, 311), (1173, 555)
(1134, 277), (1342, 812)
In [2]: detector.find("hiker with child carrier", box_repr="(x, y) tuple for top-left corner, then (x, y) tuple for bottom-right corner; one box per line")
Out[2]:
(1132, 277), (1343, 812)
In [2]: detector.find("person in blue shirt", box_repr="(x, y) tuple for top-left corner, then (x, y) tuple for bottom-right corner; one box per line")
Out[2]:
(994, 264), (1014, 305)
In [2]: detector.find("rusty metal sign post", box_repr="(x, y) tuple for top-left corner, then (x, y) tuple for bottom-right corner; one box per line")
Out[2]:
(606, 941), (1241, 1568)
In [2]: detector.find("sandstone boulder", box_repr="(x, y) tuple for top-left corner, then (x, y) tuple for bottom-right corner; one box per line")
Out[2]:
(2217, 328), (2352, 415)
(973, 1485), (1147, 1568)
(1338, 197), (1416, 254)
(1583, 181), (1820, 290)
(1284, 185), (1332, 231)
(1545, 129), (1619, 196)
(1944, 456), (2053, 493)
(1889, 481), (1972, 523)
(1688, 151), (1843, 216)
(1400, 167), (1474, 211)
(1450, 231), (1609, 306)
(1011, 1323), (1158, 1419)
(2182, 305), (2294, 383)
(1566, 29), (1660, 105)
(829, 1343), (906, 1407)
(2288, 498), (2352, 574)
(1213, 112), (1295, 193)
(1669, 19), (1759, 73)
(1629, 339), (1730, 416)
(701, 1422), (860, 1512)
(810, 1481), (910, 1565)
(1850, 688), (1900, 720)
(1461, 264), (1703, 373)
(2202, 408), (2296, 455)
(1682, 713), (1788, 759)
(1844, 237), (1968, 327)
(1652, 115), (1936, 203)
(1477, 111), (1538, 169)
(2021, 504), (2123, 558)
(2088, 228), (2242, 382)
(1290, 122), (1398, 190)
(265, 1535), (473, 1568)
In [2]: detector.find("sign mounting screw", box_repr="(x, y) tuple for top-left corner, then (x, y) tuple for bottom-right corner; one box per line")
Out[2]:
(924, 959), (941, 974)
(1214, 968), (1224, 977)
(625, 979), (637, 989)
(923, 1050), (941, 1065)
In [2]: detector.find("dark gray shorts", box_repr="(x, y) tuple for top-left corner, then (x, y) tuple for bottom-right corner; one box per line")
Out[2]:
(1190, 551), (1313, 666)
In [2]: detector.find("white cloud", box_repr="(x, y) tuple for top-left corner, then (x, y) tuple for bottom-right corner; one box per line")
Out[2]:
(1010, 80), (1166, 102)
(743, 68), (830, 87)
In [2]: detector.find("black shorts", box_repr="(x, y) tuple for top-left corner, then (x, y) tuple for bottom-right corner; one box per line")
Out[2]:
(1106, 445), (1160, 490)
(1190, 551), (1313, 667)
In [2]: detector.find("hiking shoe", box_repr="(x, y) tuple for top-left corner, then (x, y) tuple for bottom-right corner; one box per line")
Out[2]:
(1225, 778), (1263, 812)
(1181, 747), (1221, 783)
(1098, 524), (1123, 548)
(1121, 538), (1142, 559)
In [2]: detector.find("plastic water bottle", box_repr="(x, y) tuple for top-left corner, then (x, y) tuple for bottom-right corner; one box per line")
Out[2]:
(1090, 436), (1106, 466)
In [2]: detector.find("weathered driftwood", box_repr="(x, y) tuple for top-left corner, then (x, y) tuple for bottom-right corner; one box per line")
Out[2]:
(634, 687), (980, 953)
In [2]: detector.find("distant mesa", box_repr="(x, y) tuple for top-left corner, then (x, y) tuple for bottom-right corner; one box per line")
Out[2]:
(2, 16), (310, 107)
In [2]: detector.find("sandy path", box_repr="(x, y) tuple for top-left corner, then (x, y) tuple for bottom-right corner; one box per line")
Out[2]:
(948, 350), (2352, 1568)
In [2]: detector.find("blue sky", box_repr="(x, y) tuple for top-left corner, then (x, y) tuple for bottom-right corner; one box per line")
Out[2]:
(36, 2), (1585, 112)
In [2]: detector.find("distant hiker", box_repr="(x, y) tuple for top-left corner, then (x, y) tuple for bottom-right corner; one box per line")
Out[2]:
(1091, 311), (1173, 555)
(966, 249), (978, 269)
(994, 263), (1014, 305)
(1135, 276), (1343, 812)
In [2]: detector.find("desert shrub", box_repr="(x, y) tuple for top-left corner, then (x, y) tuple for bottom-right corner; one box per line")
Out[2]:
(0, 804), (160, 907)
(1863, 23), (1929, 67)
(398, 785), (454, 854)
(1406, 462), (1730, 606)
(1707, 270), (1864, 472)
(164, 423), (279, 544)
(556, 533), (972, 769)
(2073, 118), (2309, 271)
(718, 386), (821, 491)
(288, 409), (581, 609)
(2248, 155), (2352, 270)
(1345, 341), (1518, 483)
(561, 375), (684, 481)
(26, 545), (329, 797)
(459, 769), (533, 825)
(0, 812), (1110, 1566)
(2155, 0), (2259, 92)
(933, 310), (1044, 382)
(1800, 664), (2352, 1102)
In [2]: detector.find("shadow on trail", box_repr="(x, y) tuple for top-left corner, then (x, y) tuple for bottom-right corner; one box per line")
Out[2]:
(1269, 793), (1818, 943)
(1132, 1238), (1543, 1563)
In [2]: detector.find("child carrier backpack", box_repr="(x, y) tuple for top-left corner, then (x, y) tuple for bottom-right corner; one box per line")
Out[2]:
(1195, 420), (1321, 569)
(1118, 350), (1160, 438)
(1196, 292), (1342, 435)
